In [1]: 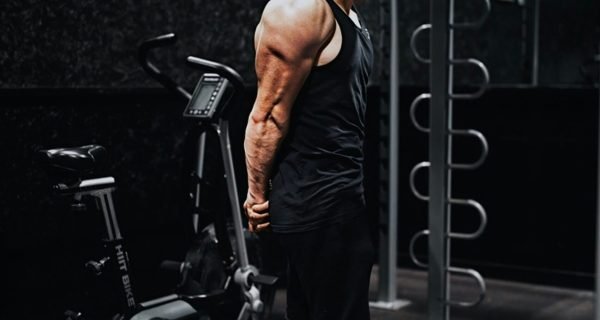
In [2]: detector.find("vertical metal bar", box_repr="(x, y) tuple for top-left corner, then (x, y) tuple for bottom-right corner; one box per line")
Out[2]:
(377, 0), (392, 303)
(217, 120), (249, 268)
(193, 130), (208, 234)
(196, 131), (207, 179)
(595, 44), (600, 320)
(429, 0), (451, 318)
(445, 0), (455, 316)
(385, 0), (400, 303)
(524, 0), (540, 85)
(106, 192), (122, 240)
(96, 194), (115, 241)
(531, 0), (540, 86)
(372, 0), (410, 310)
(522, 0), (539, 85)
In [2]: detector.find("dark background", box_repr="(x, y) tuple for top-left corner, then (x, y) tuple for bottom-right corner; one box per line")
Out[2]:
(1, 0), (599, 318)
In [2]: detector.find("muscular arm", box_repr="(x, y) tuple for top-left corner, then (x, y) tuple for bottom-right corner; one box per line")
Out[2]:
(244, 0), (335, 229)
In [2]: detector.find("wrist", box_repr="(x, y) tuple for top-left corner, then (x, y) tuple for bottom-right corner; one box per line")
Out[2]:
(247, 189), (267, 204)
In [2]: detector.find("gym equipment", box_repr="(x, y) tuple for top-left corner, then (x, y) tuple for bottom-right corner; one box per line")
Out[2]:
(37, 33), (276, 320)
(38, 145), (200, 320)
(408, 0), (491, 319)
(369, 0), (411, 311)
(139, 33), (277, 319)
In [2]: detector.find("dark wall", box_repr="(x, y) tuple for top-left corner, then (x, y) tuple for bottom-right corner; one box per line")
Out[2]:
(2, 1), (597, 88)
(0, 0), (268, 87)
(0, 0), (381, 88)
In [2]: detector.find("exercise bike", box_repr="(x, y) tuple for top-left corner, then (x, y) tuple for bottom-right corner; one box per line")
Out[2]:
(37, 33), (276, 320)
(137, 33), (278, 319)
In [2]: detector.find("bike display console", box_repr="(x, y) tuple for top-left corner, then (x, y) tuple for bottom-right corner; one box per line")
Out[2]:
(183, 73), (229, 119)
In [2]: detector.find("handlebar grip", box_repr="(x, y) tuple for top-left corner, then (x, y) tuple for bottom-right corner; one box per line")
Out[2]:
(141, 33), (176, 49)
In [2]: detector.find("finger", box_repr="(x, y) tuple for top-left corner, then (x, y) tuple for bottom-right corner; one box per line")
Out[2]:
(255, 222), (271, 233)
(251, 201), (269, 213)
(248, 221), (255, 233)
(249, 217), (268, 227)
(248, 211), (269, 221)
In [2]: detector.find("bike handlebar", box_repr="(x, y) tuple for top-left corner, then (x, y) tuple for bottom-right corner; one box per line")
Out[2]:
(138, 33), (192, 100)
(185, 56), (245, 93)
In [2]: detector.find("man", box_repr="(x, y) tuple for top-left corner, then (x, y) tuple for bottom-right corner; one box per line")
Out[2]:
(244, 0), (374, 319)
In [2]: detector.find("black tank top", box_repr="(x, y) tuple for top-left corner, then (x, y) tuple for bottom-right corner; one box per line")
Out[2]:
(269, 0), (374, 233)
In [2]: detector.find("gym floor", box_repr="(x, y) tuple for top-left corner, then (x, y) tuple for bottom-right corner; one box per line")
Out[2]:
(269, 267), (594, 320)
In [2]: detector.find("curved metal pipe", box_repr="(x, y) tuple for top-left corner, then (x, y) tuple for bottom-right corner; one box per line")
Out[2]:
(138, 33), (192, 100)
(447, 129), (489, 170)
(409, 162), (430, 201)
(446, 267), (487, 307)
(410, 24), (432, 64)
(409, 230), (430, 268)
(450, 58), (490, 100)
(447, 198), (488, 240)
(410, 93), (431, 133)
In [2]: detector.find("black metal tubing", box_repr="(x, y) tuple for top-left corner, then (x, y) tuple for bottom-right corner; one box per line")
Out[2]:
(595, 43), (600, 320)
(138, 33), (192, 100)
(523, 0), (540, 85)
(428, 0), (452, 318)
(376, 0), (393, 304)
(374, 0), (402, 307)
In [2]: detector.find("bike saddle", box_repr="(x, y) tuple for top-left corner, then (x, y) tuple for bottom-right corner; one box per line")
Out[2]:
(38, 145), (106, 174)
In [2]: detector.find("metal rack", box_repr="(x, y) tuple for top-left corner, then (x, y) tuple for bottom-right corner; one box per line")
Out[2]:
(407, 0), (491, 318)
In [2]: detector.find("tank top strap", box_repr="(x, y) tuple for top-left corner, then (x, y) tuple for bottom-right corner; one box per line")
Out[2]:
(324, 0), (354, 28)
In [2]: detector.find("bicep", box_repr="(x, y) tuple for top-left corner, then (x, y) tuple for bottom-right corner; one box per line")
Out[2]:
(252, 42), (315, 129)
(251, 3), (332, 128)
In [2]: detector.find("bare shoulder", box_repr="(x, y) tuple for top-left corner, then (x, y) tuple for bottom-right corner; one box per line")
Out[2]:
(259, 0), (335, 45)
(262, 0), (331, 20)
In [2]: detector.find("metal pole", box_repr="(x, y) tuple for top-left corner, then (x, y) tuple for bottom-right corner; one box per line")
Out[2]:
(429, 0), (452, 318)
(218, 120), (249, 268)
(193, 131), (207, 234)
(595, 44), (600, 320)
(372, 0), (409, 309)
(522, 0), (539, 85)
(385, 0), (400, 302)
(375, 0), (392, 305)
(531, 0), (540, 86)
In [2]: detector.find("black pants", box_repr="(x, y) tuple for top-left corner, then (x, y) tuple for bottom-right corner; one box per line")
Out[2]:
(274, 214), (375, 320)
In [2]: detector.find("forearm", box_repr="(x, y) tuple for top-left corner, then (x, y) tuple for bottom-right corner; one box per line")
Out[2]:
(244, 109), (287, 203)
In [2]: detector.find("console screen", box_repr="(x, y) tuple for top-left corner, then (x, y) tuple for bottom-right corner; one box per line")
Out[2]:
(190, 84), (216, 110)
